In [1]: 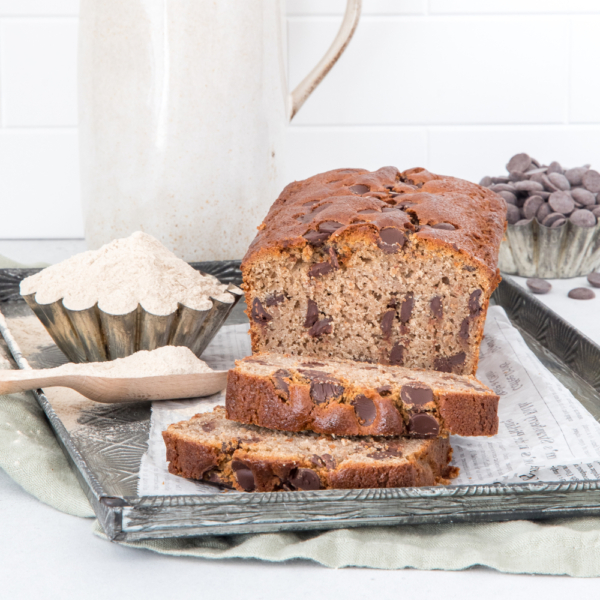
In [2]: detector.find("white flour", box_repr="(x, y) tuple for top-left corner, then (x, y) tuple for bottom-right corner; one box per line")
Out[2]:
(20, 231), (234, 315)
(47, 346), (213, 378)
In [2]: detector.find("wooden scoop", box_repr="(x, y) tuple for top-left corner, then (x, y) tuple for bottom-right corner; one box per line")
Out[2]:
(0, 368), (228, 403)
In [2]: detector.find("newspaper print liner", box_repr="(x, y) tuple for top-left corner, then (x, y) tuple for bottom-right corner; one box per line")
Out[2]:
(499, 219), (600, 278)
(22, 282), (243, 363)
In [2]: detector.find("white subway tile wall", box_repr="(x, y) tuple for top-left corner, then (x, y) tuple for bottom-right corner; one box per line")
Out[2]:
(1, 1), (600, 239)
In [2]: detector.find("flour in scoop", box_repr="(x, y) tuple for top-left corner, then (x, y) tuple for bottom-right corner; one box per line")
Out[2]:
(48, 346), (213, 378)
(19, 231), (234, 315)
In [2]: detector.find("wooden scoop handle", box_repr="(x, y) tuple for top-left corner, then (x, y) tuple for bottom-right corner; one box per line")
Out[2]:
(0, 370), (76, 395)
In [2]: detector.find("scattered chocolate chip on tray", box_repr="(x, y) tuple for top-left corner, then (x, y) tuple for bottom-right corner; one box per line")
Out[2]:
(526, 278), (551, 294)
(568, 288), (596, 300)
(480, 153), (599, 228)
(587, 273), (600, 288)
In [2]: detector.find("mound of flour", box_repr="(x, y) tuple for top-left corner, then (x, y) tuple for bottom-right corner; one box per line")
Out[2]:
(48, 346), (213, 378)
(20, 232), (233, 315)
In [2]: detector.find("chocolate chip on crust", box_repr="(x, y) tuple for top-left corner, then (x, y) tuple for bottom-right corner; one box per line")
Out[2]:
(298, 370), (344, 404)
(378, 227), (406, 254)
(303, 230), (330, 246)
(352, 395), (376, 426)
(231, 460), (255, 492)
(288, 468), (321, 490)
(251, 298), (272, 324)
(376, 385), (393, 396)
(349, 184), (370, 195)
(431, 222), (456, 230)
(400, 384), (434, 407)
(408, 413), (440, 438)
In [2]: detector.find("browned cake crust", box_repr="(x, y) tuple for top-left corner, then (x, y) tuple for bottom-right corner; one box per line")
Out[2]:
(162, 407), (458, 492)
(242, 167), (507, 375)
(225, 353), (499, 438)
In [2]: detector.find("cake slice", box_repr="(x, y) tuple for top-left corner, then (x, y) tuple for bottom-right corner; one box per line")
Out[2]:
(242, 166), (506, 375)
(226, 353), (499, 438)
(162, 407), (458, 492)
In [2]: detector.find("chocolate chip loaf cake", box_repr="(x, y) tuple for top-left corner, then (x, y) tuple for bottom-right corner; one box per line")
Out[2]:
(226, 353), (499, 438)
(243, 167), (506, 375)
(163, 406), (458, 492)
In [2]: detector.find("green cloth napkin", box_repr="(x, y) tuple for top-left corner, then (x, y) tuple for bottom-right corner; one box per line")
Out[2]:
(3, 253), (600, 576)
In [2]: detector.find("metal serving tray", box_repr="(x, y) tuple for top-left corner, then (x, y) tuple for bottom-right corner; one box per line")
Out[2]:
(3, 261), (600, 542)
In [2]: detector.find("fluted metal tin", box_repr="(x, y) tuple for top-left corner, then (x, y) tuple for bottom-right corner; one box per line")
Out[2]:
(22, 283), (243, 363)
(500, 218), (600, 278)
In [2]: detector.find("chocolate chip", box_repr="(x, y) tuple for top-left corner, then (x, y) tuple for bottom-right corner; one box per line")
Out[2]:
(367, 445), (404, 460)
(434, 352), (466, 373)
(408, 413), (440, 438)
(548, 172), (571, 191)
(358, 208), (380, 214)
(400, 384), (433, 407)
(498, 191), (517, 205)
(549, 191), (575, 215)
(265, 293), (285, 307)
(526, 278), (551, 294)
(321, 453), (336, 469)
(524, 167), (548, 176)
(547, 161), (564, 175)
(432, 222), (456, 230)
(541, 174), (559, 193)
(327, 247), (340, 269)
(352, 395), (376, 426)
(251, 298), (272, 324)
(288, 468), (321, 491)
(568, 287), (596, 300)
(430, 295), (443, 319)
(550, 217), (566, 229)
(380, 309), (395, 338)
(319, 221), (344, 234)
(308, 318), (333, 337)
(515, 219), (533, 226)
(303, 230), (330, 246)
(592, 207), (600, 218)
(201, 422), (216, 432)
(304, 299), (319, 328)
(297, 203), (330, 223)
(570, 209), (597, 228)
(490, 183), (517, 193)
(587, 273), (600, 288)
(506, 153), (532, 173)
(479, 176), (493, 187)
(376, 385), (393, 397)
(311, 454), (325, 467)
(350, 184), (370, 195)
(308, 260), (335, 278)
(542, 212), (566, 227)
(583, 170), (600, 193)
(459, 317), (470, 339)
(381, 206), (402, 212)
(390, 342), (405, 366)
(507, 204), (521, 224)
(469, 289), (482, 316)
(273, 369), (291, 398)
(231, 461), (255, 492)
(571, 188), (596, 206)
(536, 202), (552, 222)
(523, 196), (544, 219)
(515, 180), (544, 193)
(400, 293), (414, 323)
(301, 361), (326, 367)
(299, 370), (344, 404)
(204, 470), (234, 489)
(566, 167), (588, 187)
(378, 227), (406, 254)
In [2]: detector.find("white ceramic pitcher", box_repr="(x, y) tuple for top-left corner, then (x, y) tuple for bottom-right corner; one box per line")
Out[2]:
(79, 0), (361, 262)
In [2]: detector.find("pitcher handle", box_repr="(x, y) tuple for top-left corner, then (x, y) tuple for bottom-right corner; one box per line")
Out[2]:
(288, 0), (362, 121)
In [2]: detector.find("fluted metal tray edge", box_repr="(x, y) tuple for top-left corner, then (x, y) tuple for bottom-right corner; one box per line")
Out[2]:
(3, 264), (600, 542)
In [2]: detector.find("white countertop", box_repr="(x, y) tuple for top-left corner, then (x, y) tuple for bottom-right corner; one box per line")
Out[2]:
(2, 241), (600, 595)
